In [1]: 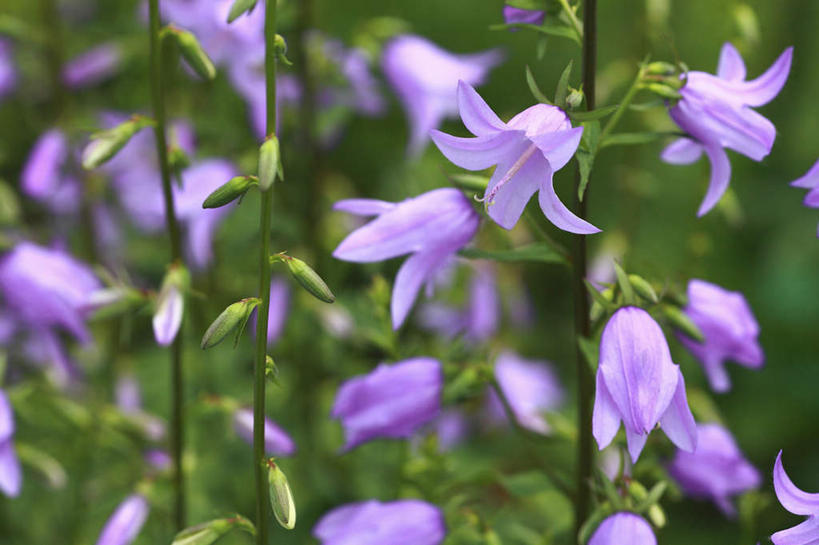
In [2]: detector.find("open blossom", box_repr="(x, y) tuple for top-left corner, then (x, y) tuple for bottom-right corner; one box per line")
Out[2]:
(313, 499), (446, 545)
(772, 451), (819, 545)
(0, 390), (21, 497)
(593, 307), (697, 462)
(487, 351), (564, 435)
(431, 81), (599, 234)
(95, 494), (149, 545)
(589, 513), (656, 545)
(21, 129), (82, 214)
(331, 357), (442, 451)
(677, 279), (763, 392)
(419, 264), (499, 341)
(62, 43), (122, 88)
(662, 43), (793, 216)
(668, 423), (760, 516)
(333, 188), (480, 329)
(233, 407), (296, 456)
(503, 6), (545, 26)
(383, 35), (503, 156)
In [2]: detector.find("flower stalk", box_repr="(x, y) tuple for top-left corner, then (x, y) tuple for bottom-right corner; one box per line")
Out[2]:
(148, 0), (186, 530)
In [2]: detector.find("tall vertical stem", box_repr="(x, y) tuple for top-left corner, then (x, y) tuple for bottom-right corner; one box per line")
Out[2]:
(572, 0), (597, 537)
(39, 0), (66, 117)
(253, 1), (278, 544)
(148, 0), (186, 530)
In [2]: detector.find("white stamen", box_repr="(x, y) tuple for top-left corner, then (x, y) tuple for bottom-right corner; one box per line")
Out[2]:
(484, 143), (538, 205)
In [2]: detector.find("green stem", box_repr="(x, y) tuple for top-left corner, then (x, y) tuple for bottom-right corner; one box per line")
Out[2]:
(254, 2), (278, 544)
(148, 0), (186, 530)
(38, 0), (66, 117)
(572, 0), (597, 538)
(598, 65), (647, 149)
(557, 0), (584, 41)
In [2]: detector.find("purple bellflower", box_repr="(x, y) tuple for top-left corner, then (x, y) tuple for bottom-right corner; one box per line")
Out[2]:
(21, 129), (82, 214)
(677, 279), (763, 392)
(249, 278), (290, 346)
(152, 283), (183, 347)
(487, 351), (564, 435)
(503, 6), (546, 26)
(662, 43), (793, 216)
(95, 494), (149, 545)
(593, 306), (697, 463)
(233, 407), (296, 456)
(331, 357), (442, 451)
(668, 422), (760, 516)
(588, 513), (656, 545)
(772, 451), (819, 545)
(0, 389), (21, 497)
(313, 499), (446, 545)
(431, 81), (599, 234)
(424, 410), (469, 452)
(419, 264), (499, 341)
(333, 188), (480, 329)
(789, 160), (819, 236)
(62, 43), (123, 88)
(114, 375), (166, 442)
(382, 35), (503, 157)
(0, 39), (16, 101)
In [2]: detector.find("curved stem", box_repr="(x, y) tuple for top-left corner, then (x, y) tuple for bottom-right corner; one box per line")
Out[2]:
(148, 0), (186, 530)
(253, 2), (278, 544)
(572, 0), (597, 537)
(557, 0), (584, 41)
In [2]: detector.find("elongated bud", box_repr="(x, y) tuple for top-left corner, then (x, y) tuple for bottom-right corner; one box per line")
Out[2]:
(82, 115), (154, 169)
(265, 355), (280, 385)
(273, 34), (292, 65)
(172, 515), (255, 545)
(644, 61), (678, 76)
(267, 460), (296, 530)
(628, 274), (659, 303)
(153, 264), (190, 347)
(613, 263), (634, 305)
(169, 26), (216, 80)
(566, 87), (584, 110)
(227, 0), (258, 23)
(661, 304), (704, 342)
(276, 255), (335, 303)
(258, 136), (283, 190)
(203, 176), (258, 208)
(642, 82), (682, 100)
(201, 298), (260, 349)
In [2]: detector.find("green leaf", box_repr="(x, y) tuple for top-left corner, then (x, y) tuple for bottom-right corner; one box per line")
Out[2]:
(459, 243), (569, 265)
(525, 65), (552, 105)
(577, 335), (599, 372)
(576, 120), (600, 201)
(227, 0), (258, 23)
(568, 104), (619, 121)
(584, 280), (615, 312)
(634, 481), (669, 513)
(554, 60), (573, 108)
(490, 23), (579, 44)
(504, 0), (547, 10)
(600, 131), (667, 148)
(613, 262), (634, 305)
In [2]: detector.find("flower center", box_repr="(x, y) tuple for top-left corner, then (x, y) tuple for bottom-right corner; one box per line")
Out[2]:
(483, 144), (538, 206)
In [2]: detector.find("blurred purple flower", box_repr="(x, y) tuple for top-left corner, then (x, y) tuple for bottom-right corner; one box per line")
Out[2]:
(431, 81), (599, 233)
(63, 43), (123, 88)
(790, 160), (819, 236)
(487, 351), (564, 435)
(677, 279), (763, 392)
(593, 306), (697, 463)
(419, 264), (499, 341)
(250, 278), (289, 346)
(115, 375), (143, 414)
(383, 35), (503, 156)
(233, 407), (296, 456)
(95, 494), (149, 545)
(333, 188), (480, 329)
(21, 129), (82, 214)
(0, 389), (21, 497)
(0, 40), (16, 100)
(772, 451), (819, 545)
(314, 499), (446, 545)
(588, 513), (656, 545)
(331, 357), (442, 451)
(662, 43), (792, 216)
(668, 422), (760, 516)
(152, 283), (182, 347)
(430, 410), (469, 451)
(144, 449), (171, 471)
(503, 6), (545, 26)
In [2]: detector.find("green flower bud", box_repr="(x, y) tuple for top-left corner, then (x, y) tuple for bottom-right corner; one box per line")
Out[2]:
(273, 34), (292, 65)
(172, 26), (217, 80)
(226, 0), (258, 23)
(258, 135), (283, 190)
(566, 87), (584, 110)
(661, 304), (704, 342)
(201, 298), (260, 349)
(628, 274), (659, 303)
(82, 116), (154, 170)
(203, 176), (258, 209)
(267, 460), (296, 530)
(644, 61), (678, 76)
(279, 255), (335, 303)
(642, 82), (682, 100)
(172, 515), (255, 545)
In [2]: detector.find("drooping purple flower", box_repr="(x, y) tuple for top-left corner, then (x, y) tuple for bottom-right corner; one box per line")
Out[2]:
(588, 513), (656, 545)
(772, 451), (819, 545)
(431, 81), (599, 234)
(62, 43), (123, 88)
(152, 283), (183, 347)
(503, 6), (545, 26)
(383, 35), (503, 157)
(419, 264), (499, 341)
(333, 188), (480, 329)
(0, 390), (21, 497)
(313, 499), (446, 545)
(331, 357), (442, 451)
(233, 407), (296, 456)
(0, 40), (16, 100)
(487, 351), (564, 435)
(668, 423), (760, 516)
(593, 306), (697, 462)
(144, 449), (172, 471)
(661, 43), (793, 216)
(677, 279), (763, 392)
(20, 129), (82, 214)
(95, 494), (149, 545)
(789, 160), (819, 236)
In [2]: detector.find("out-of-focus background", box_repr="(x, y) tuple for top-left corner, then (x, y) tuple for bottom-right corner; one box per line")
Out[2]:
(0, 0), (817, 543)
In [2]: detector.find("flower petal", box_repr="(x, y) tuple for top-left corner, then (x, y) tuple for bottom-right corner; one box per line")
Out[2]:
(738, 46), (793, 107)
(152, 286), (183, 346)
(592, 371), (621, 451)
(661, 138), (704, 165)
(717, 43), (747, 81)
(529, 126), (584, 171)
(0, 441), (21, 497)
(392, 249), (450, 329)
(333, 199), (397, 216)
(774, 451), (819, 516)
(457, 80), (506, 136)
(589, 513), (657, 545)
(537, 158), (601, 234)
(430, 129), (524, 171)
(697, 144), (731, 217)
(625, 428), (649, 464)
(484, 143), (540, 229)
(771, 517), (819, 545)
(659, 369), (698, 452)
(791, 160), (819, 189)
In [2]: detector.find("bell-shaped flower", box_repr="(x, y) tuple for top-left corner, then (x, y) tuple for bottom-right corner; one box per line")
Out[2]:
(333, 188), (480, 329)
(382, 35), (503, 156)
(0, 39), (15, 101)
(503, 6), (545, 26)
(677, 279), (763, 392)
(668, 423), (760, 516)
(21, 129), (82, 214)
(772, 451), (819, 545)
(95, 494), (149, 545)
(0, 389), (21, 497)
(593, 306), (697, 462)
(331, 357), (442, 451)
(62, 43), (122, 89)
(662, 43), (793, 216)
(313, 499), (446, 545)
(233, 407), (296, 456)
(431, 81), (599, 234)
(486, 351), (564, 435)
(152, 283), (183, 346)
(588, 513), (656, 545)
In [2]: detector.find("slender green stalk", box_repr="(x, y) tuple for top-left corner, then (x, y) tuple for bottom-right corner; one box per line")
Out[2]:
(39, 0), (66, 117)
(557, 0), (584, 41)
(598, 65), (648, 147)
(572, 0), (597, 537)
(253, 1), (278, 544)
(148, 0), (186, 530)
